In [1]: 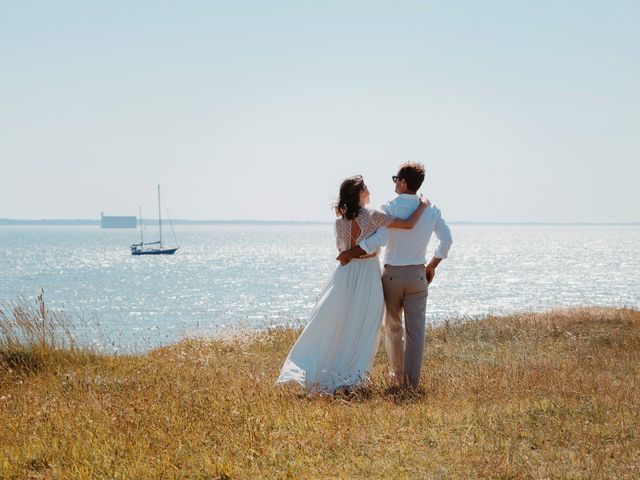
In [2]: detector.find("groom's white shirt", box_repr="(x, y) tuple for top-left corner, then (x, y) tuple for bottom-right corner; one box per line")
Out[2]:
(359, 194), (453, 265)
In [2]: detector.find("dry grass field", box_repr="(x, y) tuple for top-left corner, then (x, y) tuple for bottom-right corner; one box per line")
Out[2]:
(1, 299), (639, 479)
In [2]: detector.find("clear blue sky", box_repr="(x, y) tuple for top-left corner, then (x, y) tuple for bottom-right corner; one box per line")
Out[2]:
(1, 1), (638, 222)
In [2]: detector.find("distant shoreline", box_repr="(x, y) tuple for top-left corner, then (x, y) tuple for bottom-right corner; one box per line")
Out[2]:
(0, 219), (330, 226)
(0, 218), (638, 227)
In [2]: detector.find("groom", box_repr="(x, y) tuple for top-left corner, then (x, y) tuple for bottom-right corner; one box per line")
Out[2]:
(337, 162), (452, 389)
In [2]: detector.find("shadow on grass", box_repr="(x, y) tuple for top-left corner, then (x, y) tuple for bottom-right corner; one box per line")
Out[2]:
(0, 347), (46, 374)
(289, 382), (428, 405)
(0, 345), (108, 377)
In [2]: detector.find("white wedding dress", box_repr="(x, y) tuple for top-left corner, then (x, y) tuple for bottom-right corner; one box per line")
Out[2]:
(277, 208), (394, 394)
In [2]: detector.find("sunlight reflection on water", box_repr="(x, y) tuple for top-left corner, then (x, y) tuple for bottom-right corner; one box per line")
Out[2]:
(1, 224), (638, 352)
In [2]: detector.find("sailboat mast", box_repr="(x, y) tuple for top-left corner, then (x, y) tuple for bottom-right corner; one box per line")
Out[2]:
(157, 184), (162, 246)
(139, 206), (144, 245)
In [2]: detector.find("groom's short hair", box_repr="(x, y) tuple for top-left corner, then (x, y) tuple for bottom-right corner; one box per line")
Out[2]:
(397, 162), (426, 192)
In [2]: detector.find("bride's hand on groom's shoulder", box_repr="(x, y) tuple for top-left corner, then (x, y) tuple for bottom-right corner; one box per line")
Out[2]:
(419, 194), (431, 207)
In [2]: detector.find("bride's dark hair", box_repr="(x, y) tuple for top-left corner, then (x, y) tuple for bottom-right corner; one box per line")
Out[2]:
(334, 175), (365, 220)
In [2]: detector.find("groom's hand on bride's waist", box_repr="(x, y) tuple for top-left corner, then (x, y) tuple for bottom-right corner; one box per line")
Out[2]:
(337, 246), (367, 265)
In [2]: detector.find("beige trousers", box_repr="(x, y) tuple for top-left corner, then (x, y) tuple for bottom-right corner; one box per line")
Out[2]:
(381, 264), (428, 388)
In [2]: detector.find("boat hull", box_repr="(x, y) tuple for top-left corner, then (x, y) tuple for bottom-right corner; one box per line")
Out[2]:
(131, 247), (179, 256)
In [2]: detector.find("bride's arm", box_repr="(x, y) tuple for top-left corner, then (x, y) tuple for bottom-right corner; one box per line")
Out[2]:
(337, 245), (367, 265)
(336, 226), (389, 265)
(386, 196), (429, 229)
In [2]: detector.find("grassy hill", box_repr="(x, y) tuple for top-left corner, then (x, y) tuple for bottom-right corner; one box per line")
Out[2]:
(1, 303), (639, 479)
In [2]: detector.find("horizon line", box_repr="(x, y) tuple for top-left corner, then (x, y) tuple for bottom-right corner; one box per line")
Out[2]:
(1, 218), (639, 227)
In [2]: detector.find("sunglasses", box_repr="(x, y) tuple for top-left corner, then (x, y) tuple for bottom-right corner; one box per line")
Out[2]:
(392, 175), (402, 183)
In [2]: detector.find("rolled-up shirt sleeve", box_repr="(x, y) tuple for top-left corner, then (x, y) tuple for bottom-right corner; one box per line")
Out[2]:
(359, 228), (390, 254)
(433, 214), (453, 259)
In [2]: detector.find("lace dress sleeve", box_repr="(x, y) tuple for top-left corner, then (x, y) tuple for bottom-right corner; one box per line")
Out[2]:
(351, 208), (394, 248)
(370, 209), (394, 229)
(335, 218), (351, 253)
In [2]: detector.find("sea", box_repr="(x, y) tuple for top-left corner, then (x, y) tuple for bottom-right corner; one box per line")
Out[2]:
(1, 224), (639, 353)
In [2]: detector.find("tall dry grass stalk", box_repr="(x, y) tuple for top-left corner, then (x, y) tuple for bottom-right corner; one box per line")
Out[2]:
(0, 292), (82, 375)
(0, 291), (77, 350)
(1, 304), (639, 478)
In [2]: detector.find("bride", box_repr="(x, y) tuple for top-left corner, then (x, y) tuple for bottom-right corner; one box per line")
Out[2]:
(277, 175), (428, 394)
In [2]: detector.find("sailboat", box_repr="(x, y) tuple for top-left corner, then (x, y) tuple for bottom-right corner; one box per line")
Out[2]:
(130, 185), (179, 255)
